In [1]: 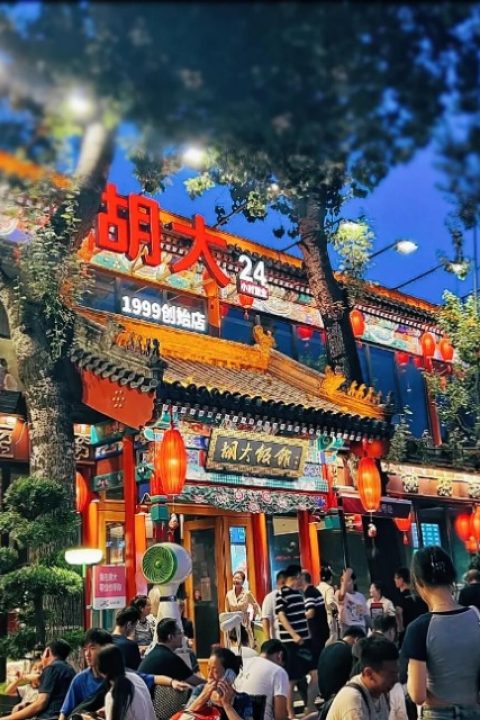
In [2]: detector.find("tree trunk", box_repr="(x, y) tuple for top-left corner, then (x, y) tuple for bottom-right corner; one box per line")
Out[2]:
(297, 195), (363, 383)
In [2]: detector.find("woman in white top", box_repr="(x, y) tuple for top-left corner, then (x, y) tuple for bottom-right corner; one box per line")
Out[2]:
(96, 644), (156, 720)
(335, 567), (368, 635)
(367, 582), (396, 619)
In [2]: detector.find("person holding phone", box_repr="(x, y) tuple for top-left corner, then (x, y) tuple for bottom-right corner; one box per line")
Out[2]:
(186, 647), (253, 720)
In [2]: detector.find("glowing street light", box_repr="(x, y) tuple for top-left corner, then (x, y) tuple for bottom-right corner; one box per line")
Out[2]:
(66, 90), (95, 121)
(182, 146), (206, 168)
(65, 547), (102, 577)
(370, 239), (418, 259)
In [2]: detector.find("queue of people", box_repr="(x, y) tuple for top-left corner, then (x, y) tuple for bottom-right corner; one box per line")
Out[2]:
(3, 546), (480, 720)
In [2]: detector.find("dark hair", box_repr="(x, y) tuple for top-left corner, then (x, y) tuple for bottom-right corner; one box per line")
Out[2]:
(321, 565), (333, 582)
(342, 626), (367, 640)
(233, 570), (246, 581)
(261, 639), (285, 657)
(228, 626), (249, 646)
(285, 564), (302, 579)
(372, 614), (397, 636)
(465, 569), (480, 584)
(157, 617), (180, 642)
(83, 628), (113, 647)
(46, 639), (71, 661)
(411, 546), (456, 589)
(371, 581), (384, 595)
(394, 567), (410, 583)
(115, 606), (140, 627)
(301, 570), (312, 584)
(276, 570), (286, 583)
(210, 646), (242, 676)
(130, 595), (149, 611)
(359, 635), (399, 671)
(96, 645), (134, 720)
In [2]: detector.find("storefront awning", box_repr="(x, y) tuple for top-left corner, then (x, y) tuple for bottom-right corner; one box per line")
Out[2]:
(339, 490), (411, 519)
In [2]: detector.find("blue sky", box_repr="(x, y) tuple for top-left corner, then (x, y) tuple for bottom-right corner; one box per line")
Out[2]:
(109, 137), (472, 306)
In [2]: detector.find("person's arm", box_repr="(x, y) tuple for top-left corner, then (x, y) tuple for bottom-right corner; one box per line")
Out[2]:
(262, 616), (273, 639)
(4, 676), (22, 696)
(261, 594), (274, 639)
(248, 592), (261, 618)
(277, 611), (303, 643)
(184, 674), (204, 687)
(186, 681), (215, 711)
(338, 568), (353, 602)
(395, 605), (404, 633)
(216, 682), (250, 720)
(2, 693), (49, 720)
(273, 695), (288, 720)
(407, 659), (427, 706)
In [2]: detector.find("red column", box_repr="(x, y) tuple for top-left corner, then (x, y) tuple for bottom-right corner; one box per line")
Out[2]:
(426, 388), (442, 446)
(298, 509), (312, 571)
(251, 513), (270, 603)
(309, 521), (321, 586)
(123, 435), (137, 602)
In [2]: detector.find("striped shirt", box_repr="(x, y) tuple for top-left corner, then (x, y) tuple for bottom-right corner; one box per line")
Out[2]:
(275, 586), (310, 643)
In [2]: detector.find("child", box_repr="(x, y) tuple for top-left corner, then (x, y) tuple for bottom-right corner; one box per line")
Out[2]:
(5, 661), (42, 712)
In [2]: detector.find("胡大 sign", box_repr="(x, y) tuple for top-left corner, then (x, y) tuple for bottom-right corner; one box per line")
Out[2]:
(206, 428), (308, 479)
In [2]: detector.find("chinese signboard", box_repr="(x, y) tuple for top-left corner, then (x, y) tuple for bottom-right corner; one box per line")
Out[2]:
(206, 428), (308, 479)
(340, 492), (411, 518)
(92, 564), (126, 610)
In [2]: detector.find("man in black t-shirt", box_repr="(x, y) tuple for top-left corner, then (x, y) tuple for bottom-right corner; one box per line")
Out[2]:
(459, 569), (480, 611)
(393, 567), (428, 645)
(138, 617), (203, 685)
(2, 639), (75, 720)
(111, 606), (142, 670)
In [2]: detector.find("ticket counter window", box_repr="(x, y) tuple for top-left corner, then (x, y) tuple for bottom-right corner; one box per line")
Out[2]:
(229, 526), (249, 589)
(106, 522), (125, 565)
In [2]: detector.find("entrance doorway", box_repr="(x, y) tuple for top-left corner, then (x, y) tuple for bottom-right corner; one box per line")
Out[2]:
(183, 513), (255, 660)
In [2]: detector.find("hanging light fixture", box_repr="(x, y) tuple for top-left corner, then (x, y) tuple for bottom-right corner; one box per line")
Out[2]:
(350, 309), (365, 338)
(420, 332), (436, 359)
(220, 303), (231, 319)
(439, 337), (454, 362)
(297, 325), (314, 342)
(357, 457), (382, 513)
(238, 293), (254, 319)
(153, 410), (187, 497)
(470, 506), (480, 544)
(454, 513), (472, 543)
(395, 351), (409, 367)
(75, 471), (91, 514)
(394, 514), (412, 545)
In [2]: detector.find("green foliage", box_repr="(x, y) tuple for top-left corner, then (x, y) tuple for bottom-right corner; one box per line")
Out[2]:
(386, 413), (411, 463)
(0, 629), (37, 661)
(4, 476), (70, 518)
(0, 547), (18, 574)
(0, 567), (82, 609)
(331, 219), (375, 279)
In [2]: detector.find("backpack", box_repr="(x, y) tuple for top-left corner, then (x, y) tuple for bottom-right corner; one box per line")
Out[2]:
(319, 681), (379, 720)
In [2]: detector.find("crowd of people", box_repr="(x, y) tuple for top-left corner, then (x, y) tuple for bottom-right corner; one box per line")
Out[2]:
(2, 546), (480, 720)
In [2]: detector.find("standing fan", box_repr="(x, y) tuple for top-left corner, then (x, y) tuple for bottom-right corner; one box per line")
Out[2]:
(142, 542), (192, 627)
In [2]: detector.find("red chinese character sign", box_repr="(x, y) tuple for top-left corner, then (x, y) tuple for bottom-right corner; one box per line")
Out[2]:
(95, 183), (229, 285)
(92, 564), (126, 610)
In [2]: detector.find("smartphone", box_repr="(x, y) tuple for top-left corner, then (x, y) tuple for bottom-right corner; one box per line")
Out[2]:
(223, 668), (236, 685)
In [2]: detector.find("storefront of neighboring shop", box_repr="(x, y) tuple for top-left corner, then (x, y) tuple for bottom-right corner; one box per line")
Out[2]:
(69, 183), (393, 656)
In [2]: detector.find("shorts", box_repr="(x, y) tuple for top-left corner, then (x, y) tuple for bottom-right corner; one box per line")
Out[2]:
(283, 639), (315, 680)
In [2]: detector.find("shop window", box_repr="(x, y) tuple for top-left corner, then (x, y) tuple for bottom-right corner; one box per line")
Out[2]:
(296, 330), (327, 373)
(229, 526), (250, 590)
(80, 272), (116, 313)
(397, 363), (430, 437)
(105, 522), (125, 564)
(411, 522), (441, 549)
(221, 308), (254, 345)
(267, 516), (301, 580)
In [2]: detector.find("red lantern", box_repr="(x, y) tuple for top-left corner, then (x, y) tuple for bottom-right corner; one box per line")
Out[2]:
(365, 439), (386, 459)
(420, 332), (436, 358)
(357, 457), (382, 513)
(75, 471), (90, 514)
(470, 507), (480, 542)
(439, 337), (454, 362)
(297, 325), (314, 342)
(413, 356), (424, 369)
(154, 427), (187, 496)
(238, 294), (254, 309)
(220, 303), (230, 319)
(454, 513), (472, 542)
(350, 309), (365, 338)
(394, 514), (412, 545)
(465, 537), (478, 554)
(395, 351), (409, 367)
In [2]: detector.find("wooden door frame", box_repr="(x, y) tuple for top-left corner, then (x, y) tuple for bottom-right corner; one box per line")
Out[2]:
(222, 515), (257, 604)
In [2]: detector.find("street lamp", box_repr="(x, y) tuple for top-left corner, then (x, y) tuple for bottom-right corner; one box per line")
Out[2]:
(182, 146), (206, 168)
(393, 259), (469, 291)
(66, 90), (95, 121)
(370, 239), (418, 259)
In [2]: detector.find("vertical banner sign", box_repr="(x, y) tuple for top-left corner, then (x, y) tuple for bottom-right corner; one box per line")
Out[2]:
(92, 564), (126, 610)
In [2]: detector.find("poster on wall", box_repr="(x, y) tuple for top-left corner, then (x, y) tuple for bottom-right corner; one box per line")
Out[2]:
(92, 565), (126, 610)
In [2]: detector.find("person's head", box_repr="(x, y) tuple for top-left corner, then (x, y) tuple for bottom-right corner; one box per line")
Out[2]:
(228, 625), (249, 647)
(130, 594), (151, 620)
(96, 645), (134, 720)
(29, 660), (43, 688)
(299, 570), (312, 590)
(233, 570), (245, 588)
(260, 639), (285, 667)
(284, 564), (302, 589)
(358, 635), (399, 697)
(341, 568), (357, 593)
(42, 639), (71, 668)
(156, 617), (184, 649)
(321, 565), (333, 584)
(369, 581), (383, 601)
(276, 570), (287, 589)
(411, 546), (456, 604)
(394, 567), (410, 589)
(83, 628), (113, 669)
(342, 626), (366, 646)
(114, 606), (140, 636)
(465, 569), (480, 585)
(372, 614), (397, 643)
(207, 646), (242, 683)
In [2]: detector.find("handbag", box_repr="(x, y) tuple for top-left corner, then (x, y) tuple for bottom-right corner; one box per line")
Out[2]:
(171, 706), (222, 720)
(153, 686), (192, 720)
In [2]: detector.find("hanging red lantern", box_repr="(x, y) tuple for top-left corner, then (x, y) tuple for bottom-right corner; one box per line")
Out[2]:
(470, 506), (480, 542)
(75, 471), (91, 514)
(439, 337), (454, 362)
(297, 325), (314, 342)
(413, 355), (424, 369)
(365, 439), (386, 459)
(153, 424), (187, 496)
(220, 303), (230, 319)
(238, 294), (254, 309)
(420, 332), (436, 358)
(465, 537), (478, 554)
(395, 351), (409, 367)
(350, 309), (365, 338)
(357, 457), (382, 513)
(454, 513), (472, 542)
(394, 514), (412, 545)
